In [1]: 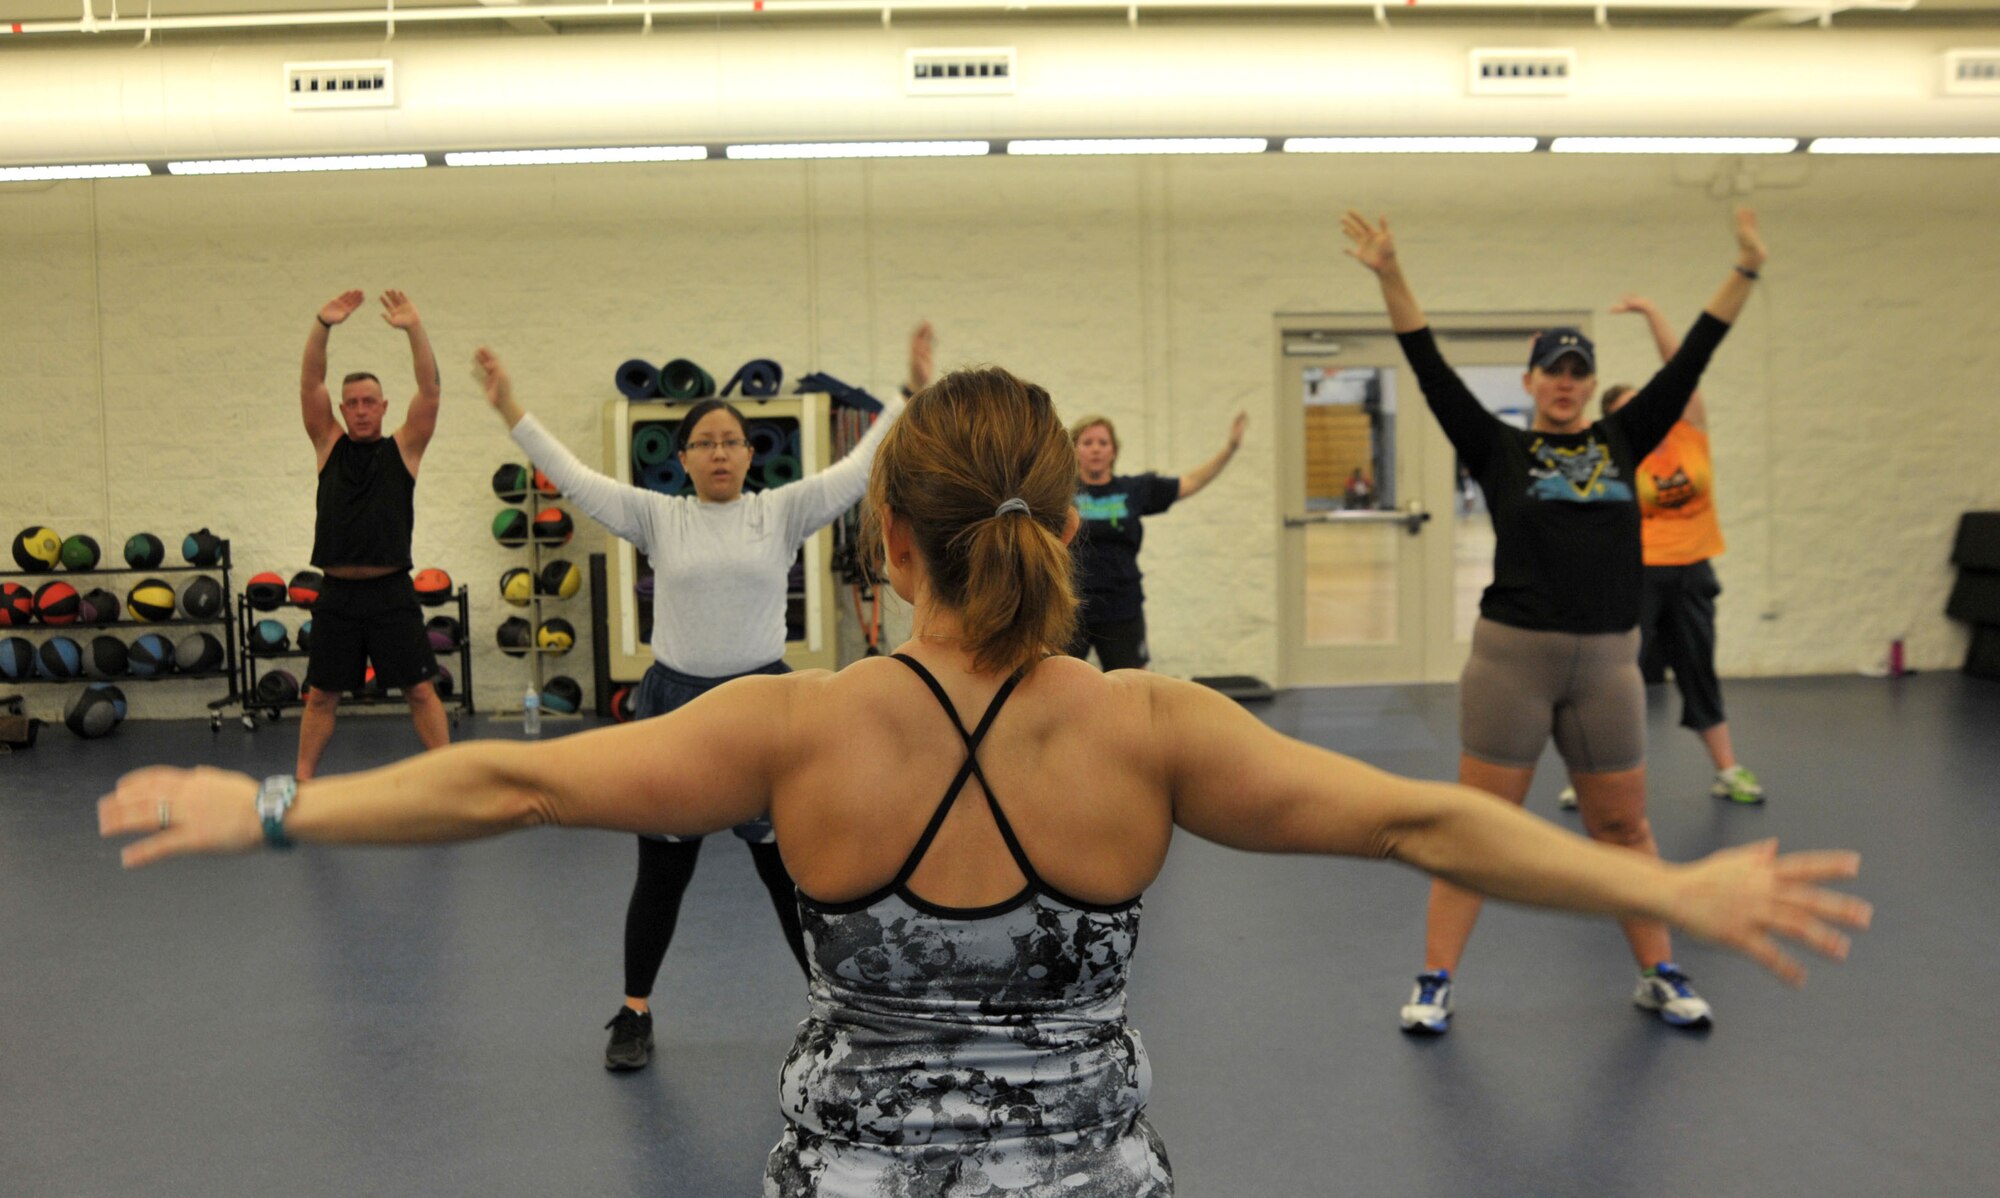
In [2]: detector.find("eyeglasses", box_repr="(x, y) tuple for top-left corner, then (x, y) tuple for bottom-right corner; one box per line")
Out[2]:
(685, 438), (749, 454)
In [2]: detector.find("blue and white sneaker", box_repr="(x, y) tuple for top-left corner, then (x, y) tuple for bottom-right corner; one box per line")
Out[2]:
(1633, 962), (1713, 1028)
(1399, 970), (1453, 1034)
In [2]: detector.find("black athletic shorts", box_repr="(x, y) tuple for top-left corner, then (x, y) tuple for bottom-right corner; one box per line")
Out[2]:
(304, 572), (440, 695)
(1064, 613), (1150, 671)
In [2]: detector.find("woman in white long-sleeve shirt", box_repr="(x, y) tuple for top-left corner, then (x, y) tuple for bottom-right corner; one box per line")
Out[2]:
(472, 329), (925, 1072)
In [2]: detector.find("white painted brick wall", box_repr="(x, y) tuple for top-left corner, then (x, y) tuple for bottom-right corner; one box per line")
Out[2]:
(3, 152), (1998, 724)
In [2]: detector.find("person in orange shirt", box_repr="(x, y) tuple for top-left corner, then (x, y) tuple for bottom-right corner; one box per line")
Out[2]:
(1561, 293), (1764, 809)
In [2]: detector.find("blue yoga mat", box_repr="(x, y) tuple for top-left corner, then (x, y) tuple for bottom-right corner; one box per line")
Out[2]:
(723, 359), (784, 398)
(616, 359), (662, 400)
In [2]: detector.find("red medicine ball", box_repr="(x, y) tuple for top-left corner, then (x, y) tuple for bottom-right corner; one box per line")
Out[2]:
(0, 582), (32, 627)
(414, 568), (454, 606)
(532, 507), (574, 546)
(246, 572), (288, 612)
(288, 570), (323, 608)
(34, 580), (81, 625)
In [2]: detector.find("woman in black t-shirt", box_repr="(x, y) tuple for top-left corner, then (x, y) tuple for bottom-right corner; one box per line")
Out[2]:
(1342, 207), (1768, 1035)
(1066, 411), (1247, 669)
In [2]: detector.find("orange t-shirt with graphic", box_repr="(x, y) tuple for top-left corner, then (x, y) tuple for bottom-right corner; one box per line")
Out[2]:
(1636, 421), (1725, 566)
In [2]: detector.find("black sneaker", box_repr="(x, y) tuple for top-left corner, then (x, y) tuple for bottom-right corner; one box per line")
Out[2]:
(603, 1006), (653, 1071)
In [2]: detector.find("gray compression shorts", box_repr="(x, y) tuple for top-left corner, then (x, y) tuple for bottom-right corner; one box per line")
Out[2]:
(1459, 617), (1645, 774)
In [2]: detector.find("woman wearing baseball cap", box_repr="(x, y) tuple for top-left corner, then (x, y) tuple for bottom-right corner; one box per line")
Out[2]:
(1342, 207), (1768, 1035)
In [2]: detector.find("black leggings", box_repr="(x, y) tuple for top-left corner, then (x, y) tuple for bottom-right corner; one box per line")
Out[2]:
(623, 836), (811, 1000)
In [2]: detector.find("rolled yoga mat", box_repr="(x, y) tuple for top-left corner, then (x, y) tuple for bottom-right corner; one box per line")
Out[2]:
(633, 424), (678, 468)
(615, 359), (662, 400)
(747, 421), (787, 464)
(641, 461), (690, 495)
(761, 454), (802, 488)
(659, 359), (716, 401)
(722, 359), (783, 398)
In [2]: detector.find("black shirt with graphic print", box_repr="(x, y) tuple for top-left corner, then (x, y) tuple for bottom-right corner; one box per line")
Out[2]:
(1398, 313), (1731, 634)
(1072, 473), (1182, 624)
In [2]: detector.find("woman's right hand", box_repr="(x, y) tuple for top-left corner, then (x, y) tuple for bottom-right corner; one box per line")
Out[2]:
(99, 766), (263, 868)
(1340, 210), (1399, 275)
(1610, 293), (1656, 316)
(1666, 840), (1870, 985)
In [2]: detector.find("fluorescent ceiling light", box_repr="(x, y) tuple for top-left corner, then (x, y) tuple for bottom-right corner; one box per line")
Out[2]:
(167, 154), (428, 176)
(725, 141), (989, 161)
(1550, 137), (1799, 154)
(1808, 137), (2000, 155)
(1284, 137), (1536, 154)
(445, 146), (709, 167)
(0, 163), (152, 181)
(1008, 137), (1268, 156)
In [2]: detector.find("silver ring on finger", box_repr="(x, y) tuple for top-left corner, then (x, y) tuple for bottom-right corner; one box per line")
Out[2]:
(158, 800), (171, 831)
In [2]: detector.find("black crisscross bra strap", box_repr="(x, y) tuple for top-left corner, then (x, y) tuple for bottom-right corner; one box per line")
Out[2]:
(888, 654), (1044, 891)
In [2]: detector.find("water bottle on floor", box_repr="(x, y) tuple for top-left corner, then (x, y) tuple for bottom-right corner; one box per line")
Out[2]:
(523, 684), (541, 736)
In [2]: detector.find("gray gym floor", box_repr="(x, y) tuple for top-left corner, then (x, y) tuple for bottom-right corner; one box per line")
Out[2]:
(2, 674), (1993, 1197)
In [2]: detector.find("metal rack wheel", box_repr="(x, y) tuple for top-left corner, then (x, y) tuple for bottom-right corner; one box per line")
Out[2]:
(239, 713), (256, 731)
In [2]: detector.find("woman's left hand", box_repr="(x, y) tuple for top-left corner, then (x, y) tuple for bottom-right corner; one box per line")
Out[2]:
(1734, 206), (1768, 271)
(1227, 411), (1248, 450)
(99, 766), (263, 868)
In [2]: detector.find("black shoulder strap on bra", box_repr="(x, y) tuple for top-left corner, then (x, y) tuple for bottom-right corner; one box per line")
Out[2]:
(889, 654), (1044, 889)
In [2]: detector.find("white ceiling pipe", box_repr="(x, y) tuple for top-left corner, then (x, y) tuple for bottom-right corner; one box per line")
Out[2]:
(0, 26), (1988, 165)
(0, 0), (1918, 39)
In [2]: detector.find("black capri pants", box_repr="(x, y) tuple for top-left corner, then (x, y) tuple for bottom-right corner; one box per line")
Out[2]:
(1639, 560), (1727, 733)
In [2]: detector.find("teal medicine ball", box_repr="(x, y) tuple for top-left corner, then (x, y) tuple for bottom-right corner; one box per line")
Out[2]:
(36, 636), (84, 679)
(181, 528), (223, 567)
(249, 619), (290, 654)
(123, 533), (165, 570)
(540, 675), (583, 714)
(0, 636), (34, 680)
(127, 633), (172, 677)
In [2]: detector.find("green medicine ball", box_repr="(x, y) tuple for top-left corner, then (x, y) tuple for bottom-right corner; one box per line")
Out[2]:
(59, 534), (101, 571)
(492, 509), (530, 548)
(492, 463), (532, 502)
(12, 527), (62, 573)
(123, 533), (165, 570)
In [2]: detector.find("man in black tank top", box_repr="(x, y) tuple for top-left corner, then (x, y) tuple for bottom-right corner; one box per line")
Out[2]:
(296, 289), (448, 780)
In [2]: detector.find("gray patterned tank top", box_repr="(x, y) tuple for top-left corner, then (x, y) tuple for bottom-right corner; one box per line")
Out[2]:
(764, 655), (1172, 1197)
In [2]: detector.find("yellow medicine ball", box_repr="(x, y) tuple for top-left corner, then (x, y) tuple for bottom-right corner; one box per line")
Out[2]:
(499, 567), (534, 608)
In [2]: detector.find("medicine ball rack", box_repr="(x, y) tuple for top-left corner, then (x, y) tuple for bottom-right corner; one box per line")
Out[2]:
(232, 585), (476, 732)
(0, 543), (244, 731)
(496, 469), (586, 719)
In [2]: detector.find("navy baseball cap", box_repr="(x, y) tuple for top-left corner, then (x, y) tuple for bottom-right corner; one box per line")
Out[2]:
(1527, 328), (1595, 373)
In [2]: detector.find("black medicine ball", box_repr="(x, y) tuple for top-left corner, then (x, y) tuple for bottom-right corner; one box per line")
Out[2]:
(433, 663), (455, 699)
(181, 528), (223, 567)
(60, 534), (101, 571)
(87, 635), (130, 678)
(425, 615), (462, 652)
(541, 675), (583, 714)
(173, 632), (224, 675)
(288, 571), (323, 608)
(37, 636), (84, 679)
(537, 559), (582, 599)
(64, 687), (122, 739)
(12, 526), (62, 573)
(492, 463), (532, 502)
(497, 616), (533, 658)
(181, 576), (225, 619)
(80, 588), (123, 625)
(0, 636), (34, 680)
(296, 620), (313, 653)
(249, 619), (290, 654)
(0, 582), (34, 627)
(123, 532), (165, 570)
(256, 670), (300, 705)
